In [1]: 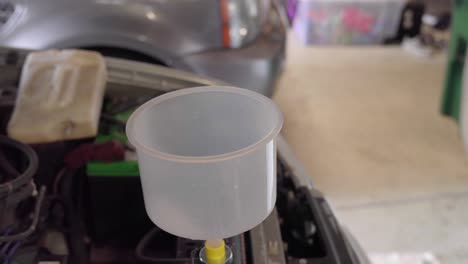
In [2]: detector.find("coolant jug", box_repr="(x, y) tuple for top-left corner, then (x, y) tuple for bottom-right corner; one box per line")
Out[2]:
(126, 86), (283, 239)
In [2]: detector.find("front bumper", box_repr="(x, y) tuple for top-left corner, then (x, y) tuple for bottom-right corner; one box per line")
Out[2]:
(181, 32), (286, 97)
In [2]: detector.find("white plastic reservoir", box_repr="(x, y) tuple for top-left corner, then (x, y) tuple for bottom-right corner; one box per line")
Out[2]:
(126, 86), (283, 240)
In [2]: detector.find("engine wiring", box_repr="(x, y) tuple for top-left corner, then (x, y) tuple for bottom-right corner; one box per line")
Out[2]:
(0, 135), (40, 239)
(2, 241), (22, 264)
(0, 135), (38, 198)
(0, 135), (48, 264)
(0, 185), (46, 242)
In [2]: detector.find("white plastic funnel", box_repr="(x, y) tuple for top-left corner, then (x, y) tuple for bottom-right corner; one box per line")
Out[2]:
(126, 86), (283, 239)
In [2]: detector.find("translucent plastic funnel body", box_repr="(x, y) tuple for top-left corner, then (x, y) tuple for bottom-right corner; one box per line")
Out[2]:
(126, 86), (283, 240)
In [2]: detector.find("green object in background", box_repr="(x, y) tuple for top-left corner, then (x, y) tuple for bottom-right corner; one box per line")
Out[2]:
(441, 0), (468, 121)
(87, 110), (140, 177)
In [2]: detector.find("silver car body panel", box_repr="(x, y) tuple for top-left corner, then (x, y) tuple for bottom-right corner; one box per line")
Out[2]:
(183, 34), (285, 96)
(1, 0), (223, 68)
(0, 0), (286, 96)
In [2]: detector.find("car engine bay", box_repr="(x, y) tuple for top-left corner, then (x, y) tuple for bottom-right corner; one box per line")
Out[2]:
(0, 48), (363, 264)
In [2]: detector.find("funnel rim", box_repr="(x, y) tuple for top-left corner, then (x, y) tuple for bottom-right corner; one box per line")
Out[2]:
(126, 86), (283, 163)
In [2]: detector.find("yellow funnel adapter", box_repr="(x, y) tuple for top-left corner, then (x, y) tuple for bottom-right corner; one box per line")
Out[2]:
(204, 239), (226, 264)
(200, 239), (232, 264)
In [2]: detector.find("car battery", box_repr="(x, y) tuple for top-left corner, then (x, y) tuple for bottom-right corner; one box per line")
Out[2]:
(86, 109), (153, 246)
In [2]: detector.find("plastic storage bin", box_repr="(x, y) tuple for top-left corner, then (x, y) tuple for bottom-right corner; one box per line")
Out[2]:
(293, 0), (404, 45)
(126, 86), (283, 240)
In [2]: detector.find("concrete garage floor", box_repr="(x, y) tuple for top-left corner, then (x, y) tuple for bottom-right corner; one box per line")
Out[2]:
(274, 35), (468, 263)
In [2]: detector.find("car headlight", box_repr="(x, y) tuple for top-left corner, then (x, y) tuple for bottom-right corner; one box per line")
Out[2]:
(220, 0), (270, 48)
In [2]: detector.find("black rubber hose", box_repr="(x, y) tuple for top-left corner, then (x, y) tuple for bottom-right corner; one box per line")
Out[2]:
(0, 135), (38, 195)
(135, 227), (161, 262)
(4, 182), (35, 206)
(0, 149), (19, 177)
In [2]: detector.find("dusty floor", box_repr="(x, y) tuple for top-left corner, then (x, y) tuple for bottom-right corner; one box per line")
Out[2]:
(274, 35), (468, 263)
